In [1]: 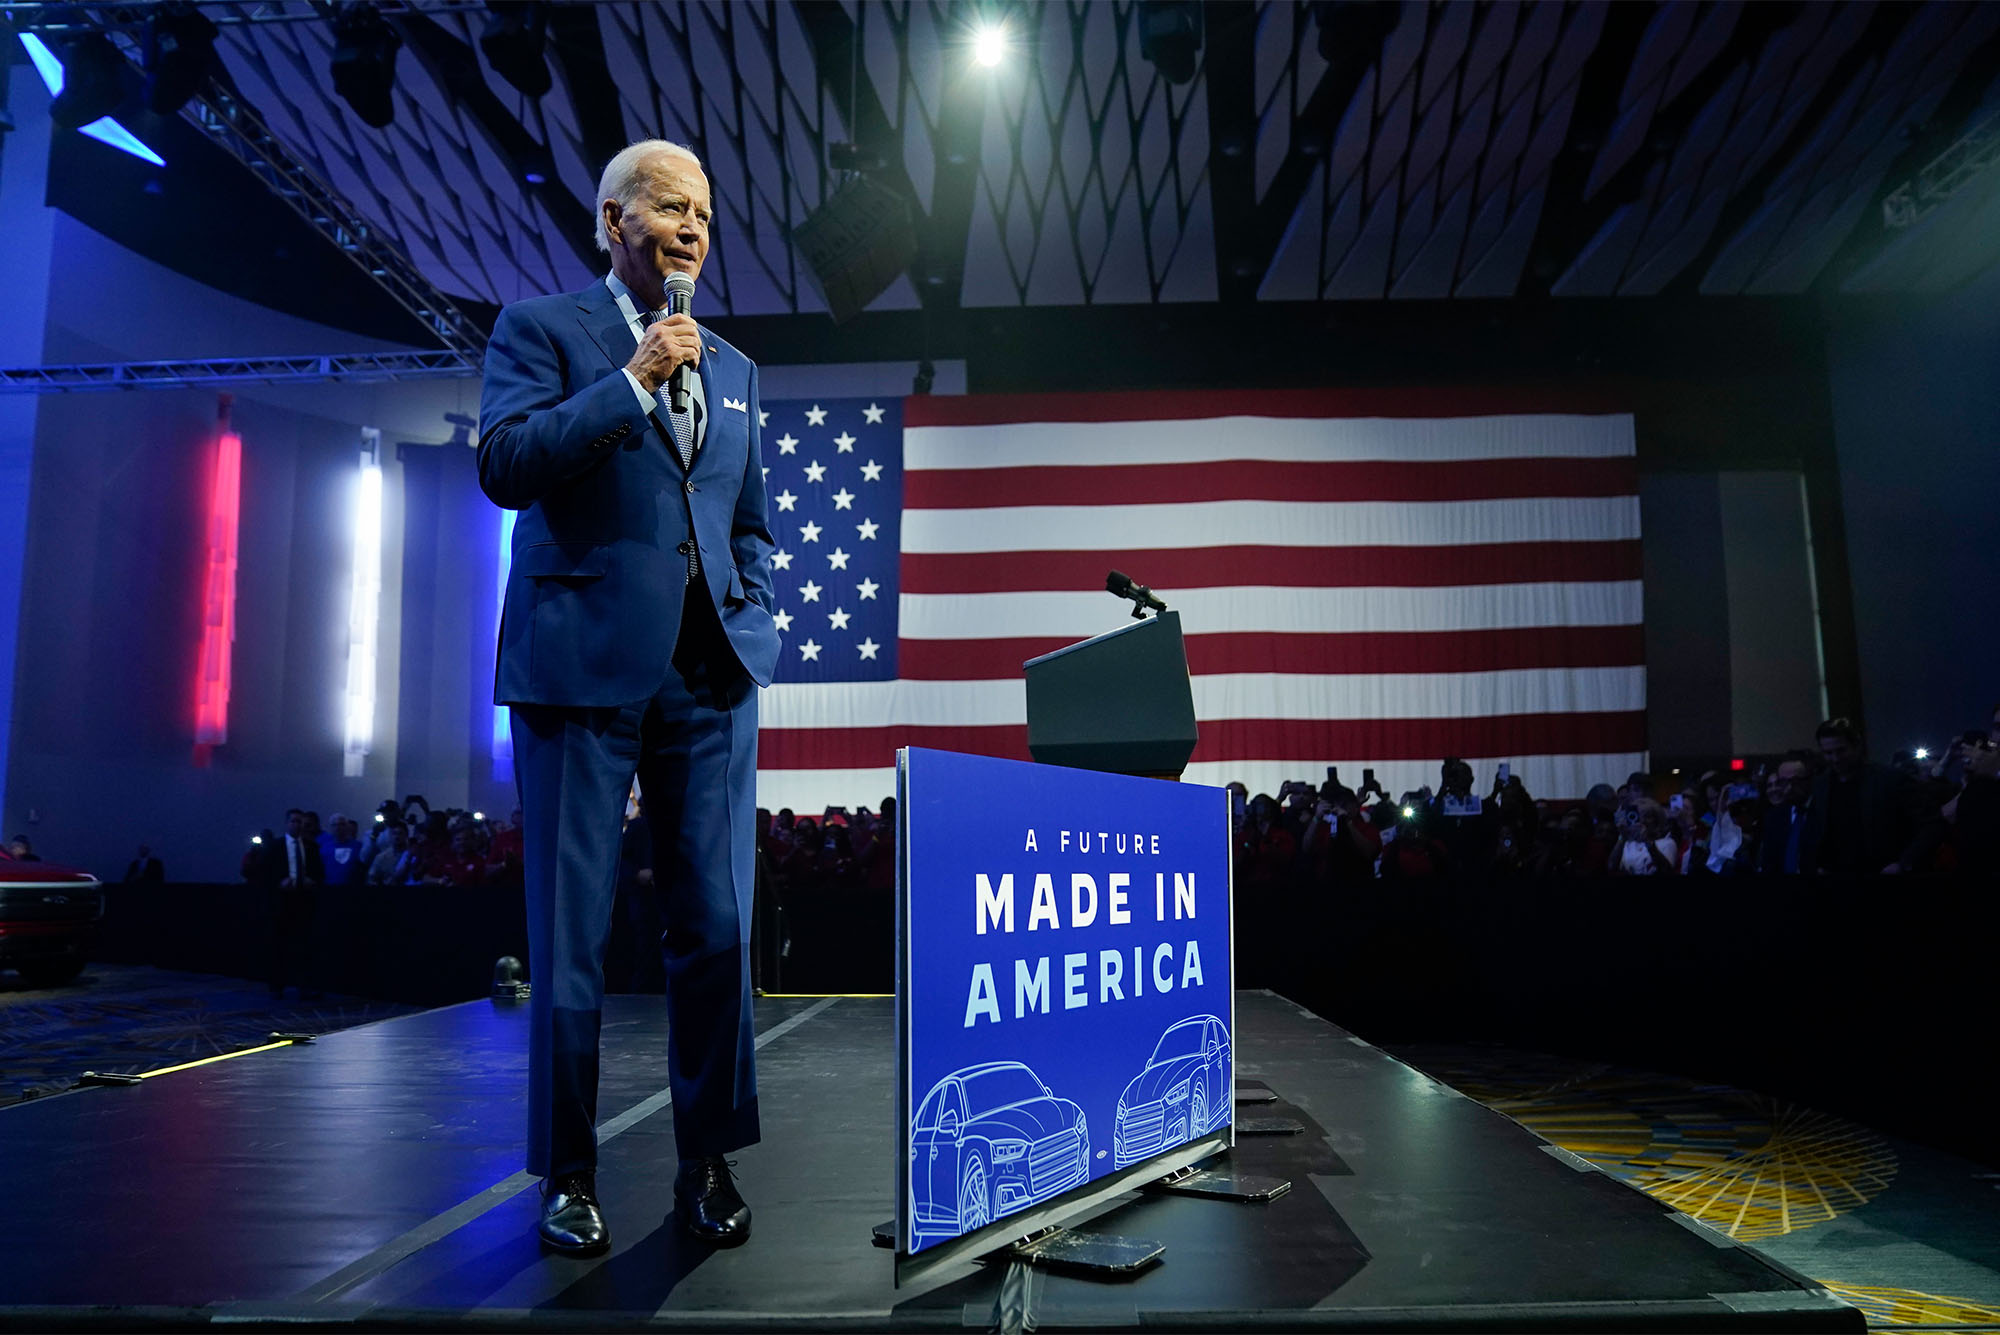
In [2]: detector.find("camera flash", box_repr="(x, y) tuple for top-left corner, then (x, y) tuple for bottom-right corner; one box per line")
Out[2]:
(1914, 747), (1930, 760)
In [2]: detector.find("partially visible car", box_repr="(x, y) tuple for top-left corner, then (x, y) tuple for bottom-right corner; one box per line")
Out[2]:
(1113, 1014), (1232, 1167)
(909, 1060), (1090, 1244)
(0, 846), (103, 987)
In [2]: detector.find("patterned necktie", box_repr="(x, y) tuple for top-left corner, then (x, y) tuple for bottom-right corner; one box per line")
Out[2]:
(637, 309), (696, 471)
(637, 309), (699, 583)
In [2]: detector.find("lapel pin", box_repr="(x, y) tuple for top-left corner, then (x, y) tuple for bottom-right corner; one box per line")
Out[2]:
(707, 345), (716, 353)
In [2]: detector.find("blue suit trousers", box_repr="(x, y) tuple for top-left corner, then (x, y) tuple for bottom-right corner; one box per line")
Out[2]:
(511, 596), (760, 1176)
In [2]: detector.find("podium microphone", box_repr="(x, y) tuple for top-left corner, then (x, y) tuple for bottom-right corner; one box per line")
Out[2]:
(1106, 570), (1168, 619)
(663, 270), (696, 414)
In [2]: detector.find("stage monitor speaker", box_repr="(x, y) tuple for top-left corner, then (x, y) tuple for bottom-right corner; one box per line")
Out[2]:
(1024, 611), (1198, 778)
(795, 173), (917, 324)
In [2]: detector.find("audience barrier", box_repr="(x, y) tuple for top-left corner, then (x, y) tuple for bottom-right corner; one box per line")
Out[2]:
(91, 875), (1996, 1166)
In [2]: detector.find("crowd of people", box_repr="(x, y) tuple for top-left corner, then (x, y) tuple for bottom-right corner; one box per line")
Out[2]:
(755, 802), (898, 895)
(743, 708), (2000, 894)
(63, 704), (1995, 894)
(240, 797), (524, 890)
(1230, 711), (2000, 885)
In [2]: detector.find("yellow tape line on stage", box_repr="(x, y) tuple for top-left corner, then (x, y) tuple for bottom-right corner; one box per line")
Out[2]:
(137, 1040), (294, 1079)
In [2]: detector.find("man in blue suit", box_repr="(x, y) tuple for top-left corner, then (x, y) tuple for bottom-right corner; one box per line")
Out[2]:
(478, 139), (779, 1255)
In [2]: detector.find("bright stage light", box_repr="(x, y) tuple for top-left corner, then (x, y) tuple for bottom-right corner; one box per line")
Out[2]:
(343, 432), (383, 779)
(973, 24), (1005, 67)
(1914, 747), (1930, 761)
(194, 413), (242, 761)
(492, 507), (517, 782)
(80, 118), (167, 167)
(19, 33), (66, 93)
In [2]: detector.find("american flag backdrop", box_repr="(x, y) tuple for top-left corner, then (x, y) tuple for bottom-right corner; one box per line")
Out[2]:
(752, 390), (1645, 812)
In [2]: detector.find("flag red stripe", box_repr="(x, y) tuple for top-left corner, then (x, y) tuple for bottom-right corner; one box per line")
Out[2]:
(903, 388), (1634, 427)
(902, 457), (1638, 508)
(899, 542), (1643, 594)
(757, 711), (1647, 770)
(892, 626), (1647, 681)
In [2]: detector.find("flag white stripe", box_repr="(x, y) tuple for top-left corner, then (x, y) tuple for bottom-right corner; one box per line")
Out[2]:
(762, 667), (1648, 730)
(896, 582), (1643, 641)
(899, 496), (1641, 553)
(905, 414), (1637, 470)
(756, 766), (901, 813)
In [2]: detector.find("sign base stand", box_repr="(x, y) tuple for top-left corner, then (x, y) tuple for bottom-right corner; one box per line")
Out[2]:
(1145, 1158), (1293, 1203)
(1001, 1225), (1165, 1276)
(875, 1220), (1166, 1277)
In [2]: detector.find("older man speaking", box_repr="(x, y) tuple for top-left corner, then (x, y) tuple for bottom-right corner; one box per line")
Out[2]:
(478, 139), (779, 1254)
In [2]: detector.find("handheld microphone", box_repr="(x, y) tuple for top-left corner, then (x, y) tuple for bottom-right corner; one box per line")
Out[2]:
(1105, 569), (1168, 618)
(663, 271), (696, 414)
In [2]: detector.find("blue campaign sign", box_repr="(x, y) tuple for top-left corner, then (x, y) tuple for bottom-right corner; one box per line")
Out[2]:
(896, 747), (1234, 1259)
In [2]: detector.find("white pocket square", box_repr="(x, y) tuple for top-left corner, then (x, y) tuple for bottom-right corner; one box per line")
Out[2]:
(723, 397), (747, 412)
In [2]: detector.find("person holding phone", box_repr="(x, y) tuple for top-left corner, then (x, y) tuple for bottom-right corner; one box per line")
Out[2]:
(1609, 798), (1679, 875)
(1299, 783), (1381, 887)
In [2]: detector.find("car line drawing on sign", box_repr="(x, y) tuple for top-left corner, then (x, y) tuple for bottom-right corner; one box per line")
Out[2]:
(1113, 1014), (1232, 1168)
(908, 1061), (1091, 1244)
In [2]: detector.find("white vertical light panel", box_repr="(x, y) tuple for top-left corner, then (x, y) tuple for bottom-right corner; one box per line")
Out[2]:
(344, 429), (384, 778)
(492, 506), (516, 782)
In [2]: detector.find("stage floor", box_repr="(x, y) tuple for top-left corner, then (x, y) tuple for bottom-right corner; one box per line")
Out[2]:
(0, 990), (1858, 1330)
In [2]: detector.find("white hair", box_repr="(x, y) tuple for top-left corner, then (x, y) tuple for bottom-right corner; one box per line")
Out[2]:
(594, 139), (705, 253)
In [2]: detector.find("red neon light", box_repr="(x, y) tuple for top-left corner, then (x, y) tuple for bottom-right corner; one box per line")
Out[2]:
(194, 426), (242, 761)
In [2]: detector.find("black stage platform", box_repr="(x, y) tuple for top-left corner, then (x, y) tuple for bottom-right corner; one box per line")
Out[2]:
(0, 990), (1858, 1331)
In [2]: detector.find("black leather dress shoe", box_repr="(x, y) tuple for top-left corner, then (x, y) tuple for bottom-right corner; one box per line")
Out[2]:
(538, 1172), (609, 1255)
(675, 1156), (751, 1247)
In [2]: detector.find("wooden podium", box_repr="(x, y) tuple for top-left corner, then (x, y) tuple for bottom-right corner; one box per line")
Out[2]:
(1022, 610), (1198, 779)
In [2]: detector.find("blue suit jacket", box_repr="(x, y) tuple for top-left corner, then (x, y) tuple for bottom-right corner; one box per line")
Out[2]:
(478, 279), (779, 706)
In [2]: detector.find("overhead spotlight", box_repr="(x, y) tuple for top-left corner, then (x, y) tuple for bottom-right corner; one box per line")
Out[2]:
(972, 24), (1005, 67)
(144, 4), (219, 115)
(49, 32), (126, 130)
(329, 3), (403, 129)
(480, 2), (552, 99)
(1136, 0), (1203, 85)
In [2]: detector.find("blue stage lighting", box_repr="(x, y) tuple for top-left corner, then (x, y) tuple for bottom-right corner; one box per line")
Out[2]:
(17, 33), (167, 167)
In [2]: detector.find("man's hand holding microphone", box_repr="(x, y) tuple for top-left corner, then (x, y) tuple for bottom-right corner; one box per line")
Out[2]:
(626, 312), (702, 395)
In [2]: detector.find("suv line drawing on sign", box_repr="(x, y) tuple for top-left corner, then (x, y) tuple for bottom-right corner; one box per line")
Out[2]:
(909, 1061), (1090, 1245)
(1113, 1014), (1232, 1168)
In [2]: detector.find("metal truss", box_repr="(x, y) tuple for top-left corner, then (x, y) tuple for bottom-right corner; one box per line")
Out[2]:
(1883, 106), (2000, 230)
(175, 76), (488, 361)
(0, 351), (477, 392)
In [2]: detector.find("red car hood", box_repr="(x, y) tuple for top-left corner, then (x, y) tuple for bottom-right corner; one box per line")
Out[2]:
(0, 851), (97, 884)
